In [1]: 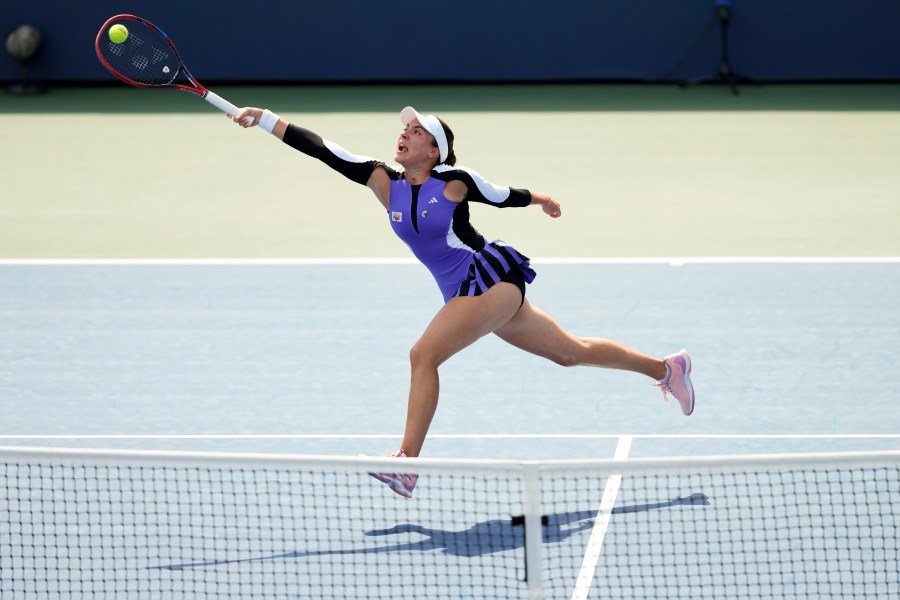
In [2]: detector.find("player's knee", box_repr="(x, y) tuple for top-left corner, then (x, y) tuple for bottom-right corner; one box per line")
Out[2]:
(552, 353), (581, 368)
(409, 340), (441, 369)
(550, 340), (589, 367)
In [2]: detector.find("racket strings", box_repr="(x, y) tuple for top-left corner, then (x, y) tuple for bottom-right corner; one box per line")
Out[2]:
(98, 20), (178, 86)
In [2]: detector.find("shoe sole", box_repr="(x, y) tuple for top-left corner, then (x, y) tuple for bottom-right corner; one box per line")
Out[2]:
(388, 480), (414, 498)
(680, 350), (695, 416)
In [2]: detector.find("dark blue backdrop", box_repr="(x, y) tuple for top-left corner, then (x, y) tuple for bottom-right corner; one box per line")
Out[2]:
(3, 1), (899, 82)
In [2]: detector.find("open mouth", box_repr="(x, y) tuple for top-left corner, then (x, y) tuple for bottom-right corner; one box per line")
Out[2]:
(397, 142), (408, 154)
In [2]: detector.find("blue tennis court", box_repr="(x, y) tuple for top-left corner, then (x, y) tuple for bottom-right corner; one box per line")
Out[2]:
(2, 259), (898, 450)
(2, 259), (899, 598)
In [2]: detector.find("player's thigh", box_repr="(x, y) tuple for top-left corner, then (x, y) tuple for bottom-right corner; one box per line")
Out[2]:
(493, 300), (584, 366)
(413, 283), (522, 366)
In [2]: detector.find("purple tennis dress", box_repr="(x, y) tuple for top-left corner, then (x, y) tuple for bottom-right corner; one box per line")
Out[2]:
(279, 124), (537, 302)
(388, 173), (535, 302)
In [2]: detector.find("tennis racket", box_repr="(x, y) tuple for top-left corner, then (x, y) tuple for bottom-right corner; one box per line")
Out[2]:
(95, 14), (252, 125)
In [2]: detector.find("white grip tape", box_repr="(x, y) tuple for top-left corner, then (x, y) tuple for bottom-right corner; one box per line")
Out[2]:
(204, 91), (254, 126)
(259, 110), (280, 134)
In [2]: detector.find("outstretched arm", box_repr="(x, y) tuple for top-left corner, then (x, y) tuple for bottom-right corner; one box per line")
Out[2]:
(230, 108), (393, 206)
(232, 108), (379, 185)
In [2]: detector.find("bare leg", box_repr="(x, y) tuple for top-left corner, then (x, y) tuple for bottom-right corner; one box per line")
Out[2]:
(494, 300), (668, 380)
(400, 283), (523, 457)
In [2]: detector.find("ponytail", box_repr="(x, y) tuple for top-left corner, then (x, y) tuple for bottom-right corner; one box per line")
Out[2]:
(436, 118), (456, 166)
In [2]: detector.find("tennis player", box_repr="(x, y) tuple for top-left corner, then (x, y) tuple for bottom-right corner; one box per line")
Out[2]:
(230, 106), (695, 498)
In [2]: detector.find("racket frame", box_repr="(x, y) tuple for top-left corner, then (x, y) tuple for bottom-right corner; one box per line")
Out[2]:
(95, 14), (242, 118)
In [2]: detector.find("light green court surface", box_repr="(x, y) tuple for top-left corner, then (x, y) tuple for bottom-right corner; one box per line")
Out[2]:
(1, 84), (898, 258)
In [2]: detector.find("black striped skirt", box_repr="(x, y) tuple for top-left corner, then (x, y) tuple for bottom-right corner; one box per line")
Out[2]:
(453, 240), (536, 299)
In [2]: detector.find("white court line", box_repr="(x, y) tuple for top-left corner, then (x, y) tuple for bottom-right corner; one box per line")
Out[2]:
(1, 434), (899, 440)
(571, 435), (633, 600)
(0, 257), (898, 266)
(0, 258), (418, 266)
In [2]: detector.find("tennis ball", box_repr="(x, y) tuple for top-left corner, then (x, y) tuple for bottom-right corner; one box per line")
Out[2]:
(109, 24), (129, 44)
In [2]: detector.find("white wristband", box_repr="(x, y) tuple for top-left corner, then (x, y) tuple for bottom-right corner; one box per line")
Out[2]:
(259, 109), (280, 134)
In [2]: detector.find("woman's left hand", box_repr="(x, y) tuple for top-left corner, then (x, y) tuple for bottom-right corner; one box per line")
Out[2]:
(541, 195), (562, 218)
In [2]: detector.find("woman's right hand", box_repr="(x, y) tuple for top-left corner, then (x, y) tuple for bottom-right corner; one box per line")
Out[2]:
(231, 107), (264, 128)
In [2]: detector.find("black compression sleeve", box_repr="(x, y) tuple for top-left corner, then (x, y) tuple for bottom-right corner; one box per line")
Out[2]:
(501, 187), (533, 208)
(465, 184), (532, 208)
(282, 124), (381, 186)
(433, 167), (532, 208)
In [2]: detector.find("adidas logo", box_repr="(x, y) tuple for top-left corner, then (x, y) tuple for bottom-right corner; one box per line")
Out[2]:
(428, 197), (439, 204)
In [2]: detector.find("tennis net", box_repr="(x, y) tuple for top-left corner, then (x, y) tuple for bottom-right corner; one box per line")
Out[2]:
(1, 446), (898, 599)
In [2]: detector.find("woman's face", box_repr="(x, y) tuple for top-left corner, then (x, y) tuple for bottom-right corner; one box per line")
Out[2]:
(395, 118), (439, 167)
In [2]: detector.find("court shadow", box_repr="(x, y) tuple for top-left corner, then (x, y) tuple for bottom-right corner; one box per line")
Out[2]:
(160, 492), (708, 570)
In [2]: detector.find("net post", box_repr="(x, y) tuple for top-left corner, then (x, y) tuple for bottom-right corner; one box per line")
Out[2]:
(522, 462), (544, 599)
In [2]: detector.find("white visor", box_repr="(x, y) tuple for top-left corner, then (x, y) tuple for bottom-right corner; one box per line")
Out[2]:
(400, 106), (448, 163)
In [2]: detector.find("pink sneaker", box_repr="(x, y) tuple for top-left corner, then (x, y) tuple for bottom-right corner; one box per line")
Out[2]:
(368, 450), (419, 498)
(654, 349), (695, 416)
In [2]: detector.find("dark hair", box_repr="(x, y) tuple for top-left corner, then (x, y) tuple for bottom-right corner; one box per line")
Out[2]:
(435, 118), (456, 166)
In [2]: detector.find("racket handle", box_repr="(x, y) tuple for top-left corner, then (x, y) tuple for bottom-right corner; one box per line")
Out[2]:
(204, 91), (255, 126)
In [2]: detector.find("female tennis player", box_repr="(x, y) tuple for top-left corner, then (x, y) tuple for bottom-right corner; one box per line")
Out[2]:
(230, 106), (695, 498)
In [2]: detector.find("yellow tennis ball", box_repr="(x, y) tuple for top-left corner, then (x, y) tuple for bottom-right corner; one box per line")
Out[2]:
(109, 24), (129, 44)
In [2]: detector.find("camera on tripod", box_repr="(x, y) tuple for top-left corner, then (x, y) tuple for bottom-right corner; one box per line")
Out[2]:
(681, 0), (757, 95)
